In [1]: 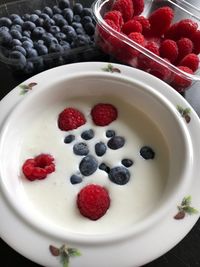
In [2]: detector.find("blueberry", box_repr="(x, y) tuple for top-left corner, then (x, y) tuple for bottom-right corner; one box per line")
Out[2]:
(22, 40), (33, 48)
(64, 134), (75, 144)
(10, 30), (22, 40)
(70, 174), (82, 184)
(52, 5), (62, 14)
(32, 27), (46, 39)
(24, 61), (34, 74)
(34, 10), (42, 16)
(49, 25), (60, 34)
(26, 48), (38, 58)
(106, 130), (115, 138)
(49, 43), (64, 53)
(43, 18), (55, 29)
(84, 22), (95, 35)
(53, 14), (64, 21)
(42, 33), (58, 46)
(71, 22), (82, 29)
(30, 14), (39, 23)
(9, 51), (26, 69)
(0, 31), (12, 45)
(34, 39), (44, 46)
(73, 142), (89, 156)
(22, 14), (31, 21)
(43, 7), (53, 17)
(140, 146), (155, 160)
(0, 17), (12, 27)
(13, 45), (26, 56)
(58, 0), (70, 9)
(99, 163), (110, 173)
(35, 18), (44, 27)
(107, 136), (125, 150)
(0, 26), (9, 32)
(81, 8), (93, 18)
(62, 25), (74, 34)
(35, 44), (48, 55)
(73, 14), (81, 23)
(21, 36), (32, 42)
(81, 16), (92, 25)
(121, 159), (133, 168)
(13, 17), (24, 26)
(40, 13), (50, 20)
(95, 142), (107, 157)
(60, 40), (70, 50)
(109, 166), (130, 185)
(55, 32), (66, 41)
(22, 30), (31, 38)
(73, 3), (83, 15)
(72, 34), (90, 47)
(22, 21), (36, 31)
(79, 155), (98, 176)
(81, 129), (94, 140)
(53, 14), (67, 27)
(12, 39), (22, 46)
(9, 14), (21, 21)
(65, 30), (77, 43)
(76, 27), (85, 35)
(62, 8), (73, 24)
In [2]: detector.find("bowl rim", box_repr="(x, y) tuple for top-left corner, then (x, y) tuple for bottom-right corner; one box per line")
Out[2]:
(0, 70), (194, 245)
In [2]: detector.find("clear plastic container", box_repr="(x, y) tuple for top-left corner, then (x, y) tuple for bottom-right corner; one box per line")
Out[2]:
(0, 0), (105, 76)
(92, 0), (200, 92)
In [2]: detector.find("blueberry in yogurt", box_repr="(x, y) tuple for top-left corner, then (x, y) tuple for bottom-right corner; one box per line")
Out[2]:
(73, 142), (89, 156)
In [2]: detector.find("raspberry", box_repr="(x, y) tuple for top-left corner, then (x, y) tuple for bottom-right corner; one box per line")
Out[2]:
(22, 154), (55, 181)
(176, 38), (193, 62)
(159, 39), (178, 63)
(104, 10), (124, 28)
(176, 19), (198, 39)
(129, 32), (145, 45)
(98, 19), (120, 41)
(191, 30), (200, 54)
(77, 184), (110, 220)
(58, 108), (86, 131)
(149, 58), (171, 82)
(128, 32), (145, 56)
(91, 103), (118, 126)
(132, 0), (144, 16)
(122, 19), (142, 35)
(164, 22), (179, 40)
(171, 66), (193, 91)
(134, 16), (151, 34)
(112, 0), (134, 22)
(149, 7), (174, 36)
(145, 41), (160, 55)
(179, 53), (199, 72)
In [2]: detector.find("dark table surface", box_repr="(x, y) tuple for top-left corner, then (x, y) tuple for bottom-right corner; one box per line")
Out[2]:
(1, 0), (200, 266)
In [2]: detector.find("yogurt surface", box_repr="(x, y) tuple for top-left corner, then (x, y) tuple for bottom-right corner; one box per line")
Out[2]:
(19, 96), (169, 235)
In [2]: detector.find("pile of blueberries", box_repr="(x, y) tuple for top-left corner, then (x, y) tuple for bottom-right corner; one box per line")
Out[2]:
(63, 128), (155, 186)
(0, 0), (96, 74)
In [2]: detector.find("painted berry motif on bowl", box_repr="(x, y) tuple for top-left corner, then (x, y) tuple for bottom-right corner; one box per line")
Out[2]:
(177, 105), (191, 123)
(102, 63), (121, 73)
(174, 196), (198, 220)
(49, 244), (81, 267)
(19, 82), (37, 95)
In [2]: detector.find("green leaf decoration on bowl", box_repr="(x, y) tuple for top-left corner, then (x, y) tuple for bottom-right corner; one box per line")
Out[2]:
(174, 196), (198, 220)
(19, 82), (37, 95)
(49, 244), (81, 267)
(102, 64), (121, 73)
(177, 105), (191, 123)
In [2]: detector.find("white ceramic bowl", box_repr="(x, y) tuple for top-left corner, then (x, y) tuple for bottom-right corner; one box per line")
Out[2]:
(0, 65), (193, 245)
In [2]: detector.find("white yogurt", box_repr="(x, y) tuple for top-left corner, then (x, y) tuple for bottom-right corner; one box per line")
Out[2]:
(19, 96), (169, 235)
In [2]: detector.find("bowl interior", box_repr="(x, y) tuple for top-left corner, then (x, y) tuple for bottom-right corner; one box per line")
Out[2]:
(0, 72), (193, 243)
